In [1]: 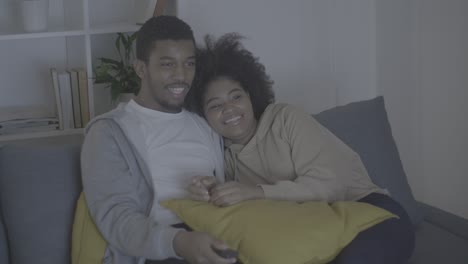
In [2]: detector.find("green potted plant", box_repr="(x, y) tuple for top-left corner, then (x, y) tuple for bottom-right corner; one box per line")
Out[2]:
(94, 32), (141, 102)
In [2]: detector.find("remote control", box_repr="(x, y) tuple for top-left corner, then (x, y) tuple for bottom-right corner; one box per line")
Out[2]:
(213, 247), (238, 259)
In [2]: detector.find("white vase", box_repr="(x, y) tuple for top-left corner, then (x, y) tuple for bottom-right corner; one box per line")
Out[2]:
(21, 0), (49, 33)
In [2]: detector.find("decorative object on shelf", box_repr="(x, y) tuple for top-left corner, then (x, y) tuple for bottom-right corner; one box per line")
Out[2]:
(135, 0), (157, 25)
(94, 32), (140, 102)
(117, 93), (134, 103)
(134, 0), (167, 25)
(20, 0), (49, 32)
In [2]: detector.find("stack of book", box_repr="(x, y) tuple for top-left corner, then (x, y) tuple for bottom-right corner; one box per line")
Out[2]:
(0, 105), (58, 136)
(0, 68), (90, 137)
(0, 118), (59, 135)
(50, 68), (90, 130)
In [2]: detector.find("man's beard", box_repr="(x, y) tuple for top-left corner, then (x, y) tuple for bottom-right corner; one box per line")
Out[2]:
(155, 98), (184, 113)
(154, 94), (183, 113)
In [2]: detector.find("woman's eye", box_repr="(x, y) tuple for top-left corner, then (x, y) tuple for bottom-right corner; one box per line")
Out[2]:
(233, 94), (242, 100)
(209, 104), (221, 110)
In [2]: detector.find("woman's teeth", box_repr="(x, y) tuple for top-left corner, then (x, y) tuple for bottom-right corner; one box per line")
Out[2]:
(225, 116), (241, 125)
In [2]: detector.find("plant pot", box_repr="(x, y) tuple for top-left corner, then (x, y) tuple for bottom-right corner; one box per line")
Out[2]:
(118, 93), (135, 103)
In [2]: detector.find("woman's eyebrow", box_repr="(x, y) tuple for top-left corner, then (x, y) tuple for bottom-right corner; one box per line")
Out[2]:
(204, 88), (242, 106)
(205, 97), (219, 106)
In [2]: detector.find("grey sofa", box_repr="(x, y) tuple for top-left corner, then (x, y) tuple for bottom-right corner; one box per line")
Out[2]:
(1, 96), (467, 264)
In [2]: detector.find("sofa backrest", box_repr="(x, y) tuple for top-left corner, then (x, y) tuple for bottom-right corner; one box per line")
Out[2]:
(314, 96), (424, 225)
(0, 210), (8, 264)
(0, 134), (83, 264)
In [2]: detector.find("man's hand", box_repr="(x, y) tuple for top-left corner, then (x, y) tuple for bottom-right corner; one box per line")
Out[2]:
(188, 176), (217, 201)
(210, 182), (265, 207)
(173, 230), (236, 264)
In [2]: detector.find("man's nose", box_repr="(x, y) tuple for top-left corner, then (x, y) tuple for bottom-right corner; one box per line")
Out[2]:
(172, 65), (186, 82)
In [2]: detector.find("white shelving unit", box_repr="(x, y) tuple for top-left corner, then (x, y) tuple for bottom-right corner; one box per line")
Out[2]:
(0, 0), (149, 142)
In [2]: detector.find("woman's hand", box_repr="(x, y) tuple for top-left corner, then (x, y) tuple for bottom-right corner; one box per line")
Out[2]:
(210, 181), (265, 207)
(173, 230), (237, 264)
(188, 176), (217, 201)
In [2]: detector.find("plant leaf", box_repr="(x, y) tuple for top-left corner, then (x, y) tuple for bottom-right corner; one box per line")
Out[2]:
(98, 57), (121, 65)
(94, 32), (140, 98)
(115, 34), (121, 57)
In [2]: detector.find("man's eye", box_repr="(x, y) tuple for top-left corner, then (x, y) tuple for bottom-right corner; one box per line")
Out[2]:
(161, 62), (174, 67)
(186, 61), (196, 67)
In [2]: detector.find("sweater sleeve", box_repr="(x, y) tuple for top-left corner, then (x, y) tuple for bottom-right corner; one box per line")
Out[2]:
(260, 105), (350, 202)
(81, 121), (182, 260)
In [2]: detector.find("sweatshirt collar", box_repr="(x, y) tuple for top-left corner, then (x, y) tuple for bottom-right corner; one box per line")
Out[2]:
(224, 103), (277, 153)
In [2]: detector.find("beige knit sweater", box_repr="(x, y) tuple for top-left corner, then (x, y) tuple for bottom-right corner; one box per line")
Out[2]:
(224, 103), (387, 202)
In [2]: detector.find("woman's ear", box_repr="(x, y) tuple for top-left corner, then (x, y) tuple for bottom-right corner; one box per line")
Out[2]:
(134, 59), (146, 79)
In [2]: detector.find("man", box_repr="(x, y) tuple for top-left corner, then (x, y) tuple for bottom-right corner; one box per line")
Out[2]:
(81, 16), (236, 264)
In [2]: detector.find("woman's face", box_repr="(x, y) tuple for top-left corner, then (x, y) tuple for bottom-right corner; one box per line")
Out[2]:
(203, 77), (257, 145)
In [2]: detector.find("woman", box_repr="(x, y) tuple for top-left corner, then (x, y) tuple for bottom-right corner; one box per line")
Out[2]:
(185, 33), (415, 264)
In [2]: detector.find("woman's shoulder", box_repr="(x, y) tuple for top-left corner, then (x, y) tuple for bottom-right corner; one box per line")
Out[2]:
(264, 103), (314, 122)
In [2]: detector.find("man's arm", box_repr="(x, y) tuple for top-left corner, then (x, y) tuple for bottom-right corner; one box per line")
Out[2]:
(81, 120), (181, 260)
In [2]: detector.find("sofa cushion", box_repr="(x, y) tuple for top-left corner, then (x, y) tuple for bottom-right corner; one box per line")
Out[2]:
(314, 96), (424, 225)
(0, 207), (9, 264)
(0, 136), (83, 264)
(71, 192), (107, 264)
(162, 199), (395, 264)
(409, 221), (468, 264)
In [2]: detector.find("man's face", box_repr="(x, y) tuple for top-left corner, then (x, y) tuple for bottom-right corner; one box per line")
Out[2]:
(136, 39), (196, 113)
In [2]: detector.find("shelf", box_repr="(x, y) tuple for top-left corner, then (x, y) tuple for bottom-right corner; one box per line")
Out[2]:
(0, 128), (84, 142)
(88, 23), (140, 35)
(0, 24), (140, 41)
(0, 30), (86, 41)
(0, 0), (141, 143)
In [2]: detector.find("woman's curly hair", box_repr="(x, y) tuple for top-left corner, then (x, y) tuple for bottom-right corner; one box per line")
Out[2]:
(185, 33), (275, 120)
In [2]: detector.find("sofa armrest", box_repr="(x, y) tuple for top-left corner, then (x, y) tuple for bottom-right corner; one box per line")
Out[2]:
(0, 134), (83, 264)
(419, 202), (468, 241)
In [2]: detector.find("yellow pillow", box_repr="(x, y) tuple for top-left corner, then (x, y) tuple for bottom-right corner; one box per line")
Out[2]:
(162, 199), (396, 264)
(71, 192), (107, 264)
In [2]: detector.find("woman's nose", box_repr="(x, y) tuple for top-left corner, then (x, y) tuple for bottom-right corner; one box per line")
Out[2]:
(222, 103), (235, 114)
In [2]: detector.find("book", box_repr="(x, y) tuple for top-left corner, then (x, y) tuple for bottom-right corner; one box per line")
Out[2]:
(0, 118), (59, 129)
(76, 68), (90, 127)
(0, 118), (59, 135)
(58, 71), (74, 130)
(0, 105), (54, 123)
(50, 68), (64, 130)
(0, 124), (59, 135)
(68, 69), (82, 128)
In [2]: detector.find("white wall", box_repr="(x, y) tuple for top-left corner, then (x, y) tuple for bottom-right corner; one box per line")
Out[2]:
(377, 0), (468, 219)
(177, 0), (468, 219)
(414, 0), (468, 218)
(375, 0), (423, 210)
(177, 0), (378, 114)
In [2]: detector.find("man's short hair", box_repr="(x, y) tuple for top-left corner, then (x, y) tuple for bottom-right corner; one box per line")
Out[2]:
(136, 16), (195, 62)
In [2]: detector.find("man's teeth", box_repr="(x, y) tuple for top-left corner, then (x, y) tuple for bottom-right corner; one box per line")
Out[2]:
(225, 116), (241, 124)
(169, 87), (185, 94)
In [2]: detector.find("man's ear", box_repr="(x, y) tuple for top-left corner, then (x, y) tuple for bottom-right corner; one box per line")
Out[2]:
(134, 59), (146, 79)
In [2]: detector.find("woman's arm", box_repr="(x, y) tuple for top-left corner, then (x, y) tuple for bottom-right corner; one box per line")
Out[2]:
(259, 105), (353, 202)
